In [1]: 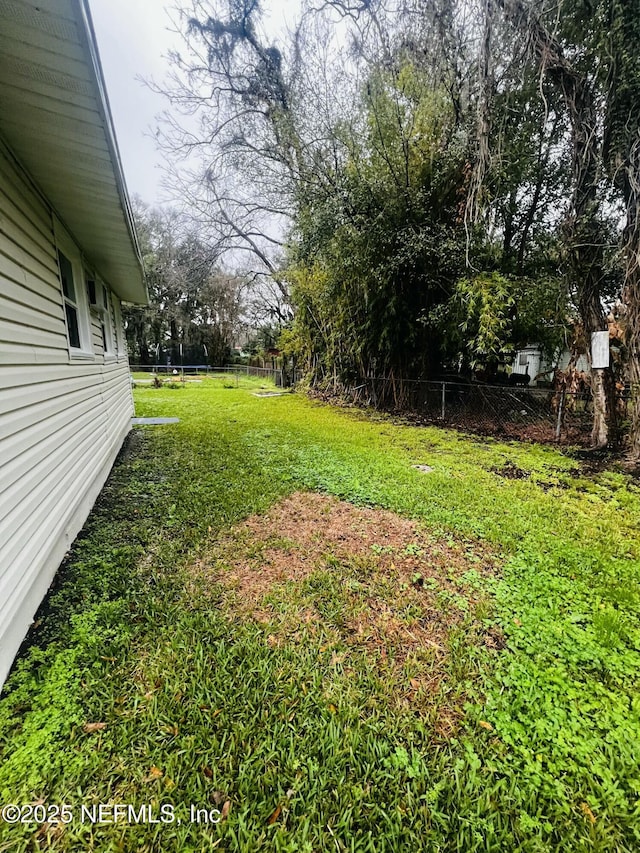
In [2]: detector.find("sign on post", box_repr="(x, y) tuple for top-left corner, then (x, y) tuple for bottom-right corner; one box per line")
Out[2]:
(591, 331), (609, 369)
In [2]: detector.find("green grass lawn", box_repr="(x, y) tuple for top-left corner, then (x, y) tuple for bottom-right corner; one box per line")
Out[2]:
(1, 380), (639, 852)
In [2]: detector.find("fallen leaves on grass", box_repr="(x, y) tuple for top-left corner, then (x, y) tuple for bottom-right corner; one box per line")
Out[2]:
(82, 722), (107, 733)
(491, 463), (530, 480)
(267, 803), (282, 825)
(483, 626), (507, 650)
(580, 802), (597, 824)
(145, 766), (163, 782)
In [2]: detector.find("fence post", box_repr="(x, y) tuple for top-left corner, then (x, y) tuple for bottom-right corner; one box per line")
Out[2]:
(441, 382), (446, 420)
(555, 388), (566, 441)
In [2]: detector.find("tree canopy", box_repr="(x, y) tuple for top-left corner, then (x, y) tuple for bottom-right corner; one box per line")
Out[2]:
(124, 201), (244, 366)
(153, 0), (640, 457)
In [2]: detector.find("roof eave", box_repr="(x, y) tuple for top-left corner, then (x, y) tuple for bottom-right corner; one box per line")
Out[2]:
(74, 0), (147, 305)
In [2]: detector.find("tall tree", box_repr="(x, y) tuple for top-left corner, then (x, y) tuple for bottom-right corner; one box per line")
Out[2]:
(602, 1), (640, 461)
(157, 0), (640, 451)
(288, 57), (470, 391)
(156, 0), (305, 279)
(124, 201), (243, 365)
(492, 0), (618, 446)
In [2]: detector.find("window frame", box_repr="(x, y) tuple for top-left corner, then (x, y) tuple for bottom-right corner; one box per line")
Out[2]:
(99, 282), (116, 359)
(58, 250), (81, 349)
(112, 295), (126, 359)
(54, 223), (93, 359)
(87, 276), (116, 359)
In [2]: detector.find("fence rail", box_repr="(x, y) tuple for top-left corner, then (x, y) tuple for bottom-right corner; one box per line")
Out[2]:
(130, 364), (243, 375)
(340, 378), (628, 445)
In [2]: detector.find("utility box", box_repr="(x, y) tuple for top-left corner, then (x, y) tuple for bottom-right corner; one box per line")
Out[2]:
(591, 331), (610, 369)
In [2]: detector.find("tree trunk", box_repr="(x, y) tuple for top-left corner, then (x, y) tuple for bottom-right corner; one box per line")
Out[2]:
(601, 2), (640, 461)
(622, 136), (640, 462)
(590, 370), (609, 448)
(170, 318), (179, 365)
(627, 309), (640, 461)
(503, 187), (517, 268)
(498, 0), (615, 445)
(578, 267), (616, 448)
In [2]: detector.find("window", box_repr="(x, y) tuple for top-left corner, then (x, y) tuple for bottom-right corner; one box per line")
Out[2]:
(112, 296), (125, 357)
(100, 284), (114, 355)
(58, 249), (81, 349)
(55, 221), (91, 357)
(88, 278), (114, 356)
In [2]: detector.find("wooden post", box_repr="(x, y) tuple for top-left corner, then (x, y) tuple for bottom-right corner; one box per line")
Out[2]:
(441, 382), (446, 420)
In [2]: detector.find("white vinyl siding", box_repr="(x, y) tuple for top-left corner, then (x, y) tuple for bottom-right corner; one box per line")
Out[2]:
(0, 142), (135, 686)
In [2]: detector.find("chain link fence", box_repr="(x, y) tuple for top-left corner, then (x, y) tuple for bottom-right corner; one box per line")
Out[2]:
(129, 364), (304, 387)
(341, 378), (629, 445)
(130, 364), (628, 445)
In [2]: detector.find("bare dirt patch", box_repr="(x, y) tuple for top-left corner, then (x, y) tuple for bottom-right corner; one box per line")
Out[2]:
(491, 462), (530, 480)
(194, 492), (500, 731)
(209, 492), (494, 602)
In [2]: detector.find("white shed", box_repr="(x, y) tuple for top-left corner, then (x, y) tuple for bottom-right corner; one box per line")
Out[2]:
(0, 1), (147, 686)
(511, 344), (543, 385)
(511, 344), (591, 385)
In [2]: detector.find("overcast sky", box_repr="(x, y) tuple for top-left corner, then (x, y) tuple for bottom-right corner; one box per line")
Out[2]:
(89, 0), (301, 207)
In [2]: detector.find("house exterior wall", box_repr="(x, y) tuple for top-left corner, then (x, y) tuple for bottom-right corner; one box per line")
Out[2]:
(0, 141), (134, 686)
(556, 349), (590, 375)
